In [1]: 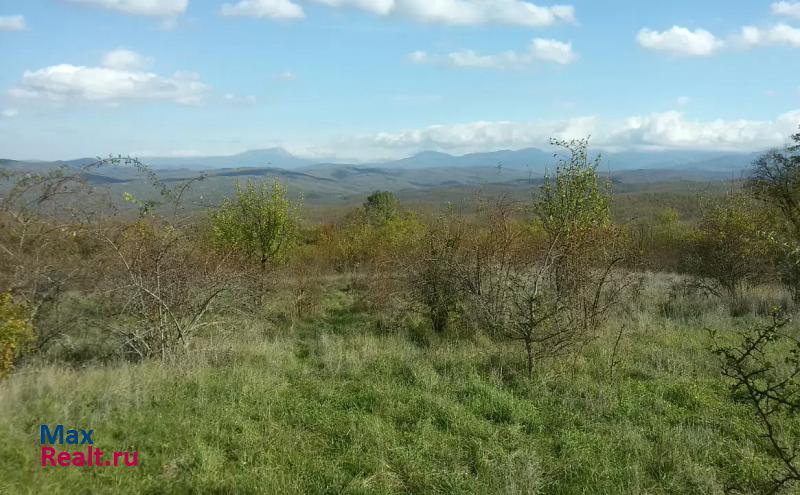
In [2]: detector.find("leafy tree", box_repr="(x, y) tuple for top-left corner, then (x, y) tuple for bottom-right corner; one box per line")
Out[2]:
(748, 127), (800, 301)
(453, 140), (627, 375)
(749, 128), (800, 231)
(534, 138), (611, 244)
(509, 138), (624, 373)
(363, 191), (399, 225)
(212, 180), (300, 269)
(687, 193), (772, 299)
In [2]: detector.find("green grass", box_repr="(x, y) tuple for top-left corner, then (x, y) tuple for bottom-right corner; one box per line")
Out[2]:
(0, 281), (796, 494)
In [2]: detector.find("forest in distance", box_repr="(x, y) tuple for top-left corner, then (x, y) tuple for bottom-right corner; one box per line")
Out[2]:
(1, 131), (800, 494)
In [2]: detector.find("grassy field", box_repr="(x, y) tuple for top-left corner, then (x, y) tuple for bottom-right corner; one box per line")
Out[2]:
(1, 275), (795, 494)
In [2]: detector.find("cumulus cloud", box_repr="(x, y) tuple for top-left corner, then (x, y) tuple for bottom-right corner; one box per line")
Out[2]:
(411, 38), (576, 69)
(1, 109), (19, 118)
(531, 38), (577, 64)
(9, 50), (209, 105)
(102, 48), (153, 70)
(0, 15), (25, 31)
(312, 0), (394, 15)
(637, 26), (723, 56)
(606, 111), (800, 150)
(389, 0), (574, 27)
(740, 24), (800, 48)
(226, 0), (575, 27)
(64, 0), (188, 17)
(772, 1), (800, 20)
(359, 117), (599, 151)
(353, 111), (800, 154)
(221, 0), (305, 19)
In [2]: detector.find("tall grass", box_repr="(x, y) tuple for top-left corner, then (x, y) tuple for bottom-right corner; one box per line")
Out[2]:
(1, 275), (796, 494)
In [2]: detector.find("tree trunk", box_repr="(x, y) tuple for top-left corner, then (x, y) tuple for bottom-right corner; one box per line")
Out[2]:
(525, 338), (533, 378)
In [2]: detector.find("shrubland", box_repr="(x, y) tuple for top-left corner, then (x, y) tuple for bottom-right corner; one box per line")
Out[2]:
(1, 134), (799, 494)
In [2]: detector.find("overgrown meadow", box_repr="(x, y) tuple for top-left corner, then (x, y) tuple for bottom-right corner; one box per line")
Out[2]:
(1, 135), (799, 494)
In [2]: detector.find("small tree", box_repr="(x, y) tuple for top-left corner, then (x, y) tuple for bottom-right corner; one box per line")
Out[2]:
(534, 138), (611, 243)
(748, 128), (800, 301)
(405, 210), (464, 334)
(363, 190), (399, 225)
(687, 193), (772, 299)
(461, 139), (627, 375)
(212, 179), (300, 269)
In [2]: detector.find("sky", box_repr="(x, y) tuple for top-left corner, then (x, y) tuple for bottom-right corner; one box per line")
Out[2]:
(0, 0), (799, 161)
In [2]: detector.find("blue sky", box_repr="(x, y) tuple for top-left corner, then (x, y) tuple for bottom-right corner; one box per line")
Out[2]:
(0, 0), (799, 160)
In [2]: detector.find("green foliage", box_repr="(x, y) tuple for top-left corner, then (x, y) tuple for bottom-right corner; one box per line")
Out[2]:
(687, 193), (773, 298)
(533, 138), (611, 243)
(0, 292), (33, 379)
(629, 207), (692, 272)
(212, 179), (300, 267)
(325, 194), (424, 271)
(363, 190), (400, 225)
(749, 128), (800, 301)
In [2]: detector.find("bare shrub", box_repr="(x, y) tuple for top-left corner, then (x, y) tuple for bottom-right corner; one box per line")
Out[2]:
(0, 158), (132, 352)
(710, 314), (800, 494)
(402, 209), (464, 334)
(97, 220), (229, 361)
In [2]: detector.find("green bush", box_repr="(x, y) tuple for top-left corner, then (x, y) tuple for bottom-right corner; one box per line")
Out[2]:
(0, 292), (33, 378)
(212, 179), (300, 269)
(686, 193), (773, 299)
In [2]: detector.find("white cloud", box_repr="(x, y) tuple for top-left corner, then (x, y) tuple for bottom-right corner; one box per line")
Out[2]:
(10, 51), (209, 105)
(221, 0), (305, 19)
(389, 0), (575, 27)
(676, 96), (691, 107)
(65, 0), (188, 17)
(0, 15), (25, 31)
(353, 111), (800, 154)
(445, 49), (528, 69)
(772, 1), (800, 20)
(312, 0), (394, 15)
(531, 38), (576, 64)
(637, 26), (723, 56)
(411, 38), (576, 69)
(606, 110), (800, 150)
(1, 109), (19, 118)
(360, 117), (599, 151)
(102, 48), (153, 70)
(223, 93), (257, 104)
(227, 0), (575, 27)
(740, 24), (800, 48)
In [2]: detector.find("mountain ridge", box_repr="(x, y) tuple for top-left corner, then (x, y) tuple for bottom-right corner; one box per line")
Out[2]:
(2, 146), (763, 174)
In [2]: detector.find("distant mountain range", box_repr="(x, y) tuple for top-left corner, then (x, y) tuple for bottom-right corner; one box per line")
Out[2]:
(0, 146), (762, 207)
(141, 148), (317, 170)
(2, 146), (763, 175)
